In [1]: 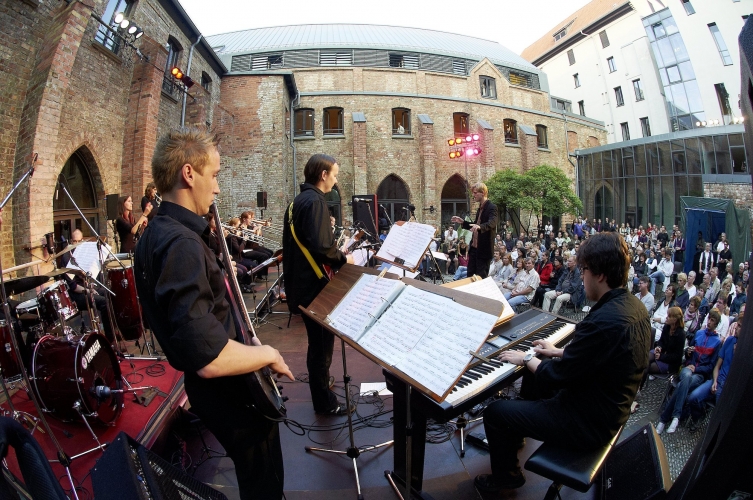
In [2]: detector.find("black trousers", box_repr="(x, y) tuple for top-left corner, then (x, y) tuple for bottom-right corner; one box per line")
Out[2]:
(483, 396), (606, 477)
(190, 397), (284, 499)
(302, 313), (337, 412)
(467, 247), (491, 279)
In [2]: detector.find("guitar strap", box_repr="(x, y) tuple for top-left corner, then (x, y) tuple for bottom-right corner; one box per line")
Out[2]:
(287, 202), (326, 280)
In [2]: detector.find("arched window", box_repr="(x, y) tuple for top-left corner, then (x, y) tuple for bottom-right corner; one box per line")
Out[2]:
(503, 119), (518, 144)
(53, 149), (100, 244)
(163, 36), (183, 97)
(536, 125), (548, 148)
(323, 107), (344, 135)
(594, 185), (614, 222)
(377, 175), (410, 225)
(295, 108), (315, 136)
(324, 186), (341, 226)
(440, 174), (469, 227)
(453, 112), (469, 136)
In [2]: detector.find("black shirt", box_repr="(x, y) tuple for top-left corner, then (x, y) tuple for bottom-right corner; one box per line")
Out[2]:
(535, 288), (651, 446)
(115, 215), (136, 253)
(134, 201), (250, 407)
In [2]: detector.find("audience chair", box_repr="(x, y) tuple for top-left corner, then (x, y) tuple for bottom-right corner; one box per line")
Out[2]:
(525, 426), (623, 500)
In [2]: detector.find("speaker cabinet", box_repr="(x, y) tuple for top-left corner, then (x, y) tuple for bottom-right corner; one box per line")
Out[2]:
(257, 191), (267, 209)
(351, 194), (378, 242)
(105, 194), (120, 221)
(602, 424), (671, 500)
(92, 432), (228, 500)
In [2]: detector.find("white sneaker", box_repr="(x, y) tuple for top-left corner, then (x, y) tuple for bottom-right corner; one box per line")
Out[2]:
(649, 375), (656, 381)
(667, 418), (679, 434)
(656, 421), (665, 434)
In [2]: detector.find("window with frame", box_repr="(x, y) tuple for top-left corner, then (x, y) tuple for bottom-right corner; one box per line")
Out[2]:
(552, 97), (572, 113)
(252, 54), (283, 70)
(554, 27), (568, 41)
(294, 109), (315, 136)
(599, 30), (610, 48)
(453, 113), (469, 136)
(389, 53), (419, 69)
(323, 107), (344, 135)
(392, 108), (411, 135)
(607, 57), (616, 73)
(682, 0), (696, 15)
(708, 23), (733, 65)
(95, 0), (132, 53)
(614, 86), (624, 106)
(578, 100), (585, 116)
(201, 72), (212, 91)
(536, 125), (548, 148)
(633, 79), (644, 101)
(573, 73), (580, 88)
(503, 119), (518, 144)
(480, 76), (497, 99)
(715, 83), (732, 122)
(320, 52), (353, 66)
(620, 122), (630, 141)
(640, 117), (651, 137)
(567, 49), (575, 65)
(162, 37), (183, 97)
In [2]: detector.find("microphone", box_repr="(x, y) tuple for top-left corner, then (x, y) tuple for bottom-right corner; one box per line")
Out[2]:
(353, 197), (371, 203)
(93, 386), (118, 398)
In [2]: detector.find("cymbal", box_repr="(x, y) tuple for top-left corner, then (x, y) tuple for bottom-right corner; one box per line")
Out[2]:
(45, 267), (86, 278)
(51, 241), (85, 260)
(1, 275), (50, 296)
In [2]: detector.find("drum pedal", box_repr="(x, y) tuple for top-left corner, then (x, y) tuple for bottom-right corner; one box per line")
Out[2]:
(466, 432), (489, 451)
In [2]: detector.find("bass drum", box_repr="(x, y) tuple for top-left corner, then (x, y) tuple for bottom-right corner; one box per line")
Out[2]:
(0, 320), (22, 381)
(31, 333), (122, 424)
(105, 259), (145, 341)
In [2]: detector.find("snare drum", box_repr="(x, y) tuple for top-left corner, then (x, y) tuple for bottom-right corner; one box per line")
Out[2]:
(16, 298), (40, 319)
(31, 332), (122, 424)
(37, 281), (78, 325)
(0, 320), (21, 381)
(105, 259), (144, 341)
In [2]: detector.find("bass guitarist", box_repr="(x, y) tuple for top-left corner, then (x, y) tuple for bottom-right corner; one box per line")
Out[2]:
(135, 127), (293, 499)
(283, 153), (355, 416)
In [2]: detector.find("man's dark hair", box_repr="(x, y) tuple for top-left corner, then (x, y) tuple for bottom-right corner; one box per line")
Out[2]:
(576, 232), (630, 289)
(639, 275), (651, 285)
(304, 154), (337, 185)
(554, 256), (564, 265)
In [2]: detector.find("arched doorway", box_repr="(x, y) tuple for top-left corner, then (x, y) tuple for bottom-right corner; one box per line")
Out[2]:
(594, 185), (614, 223)
(325, 186), (341, 226)
(441, 174), (468, 228)
(377, 174), (410, 224)
(53, 149), (100, 247)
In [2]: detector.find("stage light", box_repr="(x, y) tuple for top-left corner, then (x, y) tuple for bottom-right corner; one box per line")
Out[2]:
(702, 121), (707, 126)
(472, 134), (479, 141)
(456, 137), (463, 144)
(473, 148), (479, 155)
(171, 67), (183, 79)
(465, 135), (472, 142)
(448, 139), (455, 146)
(696, 121), (701, 127)
(120, 19), (130, 29)
(114, 12), (125, 24)
(134, 28), (143, 39)
(128, 24), (138, 34)
(466, 148), (474, 157)
(449, 151), (455, 159)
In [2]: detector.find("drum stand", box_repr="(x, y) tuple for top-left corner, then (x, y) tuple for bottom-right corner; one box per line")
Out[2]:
(0, 366), (40, 435)
(252, 271), (285, 329)
(68, 401), (108, 460)
(1, 157), (83, 500)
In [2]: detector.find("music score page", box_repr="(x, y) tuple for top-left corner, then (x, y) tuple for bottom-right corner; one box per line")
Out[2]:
(453, 277), (515, 325)
(359, 285), (497, 398)
(376, 222), (436, 270)
(69, 241), (111, 278)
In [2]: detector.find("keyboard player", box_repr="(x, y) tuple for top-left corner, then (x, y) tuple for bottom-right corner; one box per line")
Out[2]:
(475, 232), (651, 492)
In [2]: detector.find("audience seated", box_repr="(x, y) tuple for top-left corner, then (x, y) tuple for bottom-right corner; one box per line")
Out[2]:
(700, 292), (730, 340)
(532, 256), (563, 308)
(648, 306), (685, 376)
(634, 276), (655, 314)
(541, 256), (580, 315)
(502, 257), (540, 309)
(651, 283), (677, 342)
(729, 282), (746, 322)
(683, 296), (704, 342)
(675, 273), (690, 311)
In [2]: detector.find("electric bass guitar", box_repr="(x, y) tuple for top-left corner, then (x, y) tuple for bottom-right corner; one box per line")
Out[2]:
(322, 229), (366, 279)
(212, 203), (286, 418)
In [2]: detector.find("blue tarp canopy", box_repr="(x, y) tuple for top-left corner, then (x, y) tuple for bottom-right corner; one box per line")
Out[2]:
(680, 196), (751, 274)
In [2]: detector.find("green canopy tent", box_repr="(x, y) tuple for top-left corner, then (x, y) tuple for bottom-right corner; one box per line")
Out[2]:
(680, 196), (751, 275)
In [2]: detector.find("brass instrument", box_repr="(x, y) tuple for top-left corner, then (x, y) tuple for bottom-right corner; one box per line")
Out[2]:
(154, 193), (162, 207)
(221, 223), (280, 249)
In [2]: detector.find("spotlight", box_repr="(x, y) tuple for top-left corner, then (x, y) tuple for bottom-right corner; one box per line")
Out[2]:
(472, 134), (479, 141)
(128, 24), (138, 34)
(473, 148), (479, 155)
(696, 121), (701, 127)
(448, 139), (455, 146)
(120, 19), (130, 29)
(456, 137), (463, 144)
(465, 135), (472, 142)
(171, 67), (183, 79)
(466, 148), (474, 157)
(741, 116), (745, 123)
(702, 121), (707, 126)
(114, 12), (125, 24)
(134, 28), (143, 39)
(449, 151), (456, 159)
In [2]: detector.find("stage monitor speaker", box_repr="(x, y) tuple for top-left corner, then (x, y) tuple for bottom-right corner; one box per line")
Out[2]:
(351, 194), (378, 242)
(602, 424), (671, 500)
(105, 194), (120, 221)
(92, 431), (228, 500)
(257, 191), (267, 209)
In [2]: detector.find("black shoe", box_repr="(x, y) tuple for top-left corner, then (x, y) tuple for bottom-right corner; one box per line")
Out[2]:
(315, 402), (355, 416)
(474, 472), (525, 492)
(328, 376), (335, 389)
(687, 418), (701, 433)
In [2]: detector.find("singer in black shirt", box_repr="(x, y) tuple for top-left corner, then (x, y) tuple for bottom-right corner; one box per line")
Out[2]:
(135, 128), (293, 499)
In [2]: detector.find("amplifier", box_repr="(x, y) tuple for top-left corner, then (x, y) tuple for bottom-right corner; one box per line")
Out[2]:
(105, 194), (120, 221)
(92, 432), (228, 500)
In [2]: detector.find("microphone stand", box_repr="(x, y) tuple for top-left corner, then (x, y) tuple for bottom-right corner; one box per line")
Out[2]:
(0, 154), (83, 500)
(380, 204), (393, 227)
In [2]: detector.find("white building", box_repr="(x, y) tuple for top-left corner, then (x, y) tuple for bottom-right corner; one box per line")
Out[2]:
(521, 0), (751, 145)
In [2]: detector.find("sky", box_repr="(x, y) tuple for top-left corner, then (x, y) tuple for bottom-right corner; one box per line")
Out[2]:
(176, 0), (593, 56)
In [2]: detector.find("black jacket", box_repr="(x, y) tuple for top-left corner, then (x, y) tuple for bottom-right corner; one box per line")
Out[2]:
(282, 184), (347, 311)
(462, 199), (498, 261)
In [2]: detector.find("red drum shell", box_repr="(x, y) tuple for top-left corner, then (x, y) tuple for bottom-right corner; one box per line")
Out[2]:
(0, 320), (21, 380)
(105, 259), (144, 341)
(37, 281), (78, 325)
(31, 333), (122, 424)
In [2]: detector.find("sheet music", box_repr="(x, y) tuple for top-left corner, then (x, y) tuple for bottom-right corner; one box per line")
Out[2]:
(351, 248), (372, 267)
(69, 241), (110, 278)
(384, 265), (419, 279)
(325, 274), (405, 341)
(376, 222), (436, 269)
(359, 285), (497, 397)
(453, 277), (514, 324)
